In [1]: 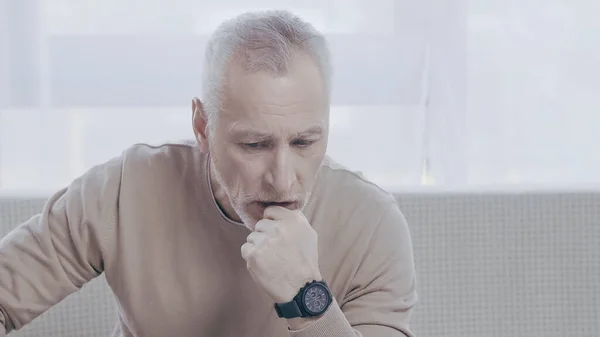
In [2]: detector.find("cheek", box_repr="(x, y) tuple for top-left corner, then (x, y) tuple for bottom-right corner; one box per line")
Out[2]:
(297, 152), (326, 185)
(225, 151), (265, 187)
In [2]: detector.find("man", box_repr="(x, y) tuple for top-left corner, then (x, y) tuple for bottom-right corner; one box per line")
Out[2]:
(0, 10), (417, 337)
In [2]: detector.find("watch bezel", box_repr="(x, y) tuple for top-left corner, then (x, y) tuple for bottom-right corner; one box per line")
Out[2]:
(298, 281), (332, 316)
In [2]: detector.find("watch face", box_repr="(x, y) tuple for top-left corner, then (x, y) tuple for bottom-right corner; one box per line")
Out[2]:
(303, 284), (330, 315)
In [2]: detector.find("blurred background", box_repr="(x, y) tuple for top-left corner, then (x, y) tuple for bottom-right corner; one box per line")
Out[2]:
(1, 0), (598, 195)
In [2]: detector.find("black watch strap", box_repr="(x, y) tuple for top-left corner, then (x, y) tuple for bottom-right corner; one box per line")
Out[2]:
(274, 280), (332, 319)
(274, 300), (303, 318)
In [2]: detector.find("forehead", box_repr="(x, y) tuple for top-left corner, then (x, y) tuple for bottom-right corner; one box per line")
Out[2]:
(219, 52), (329, 132)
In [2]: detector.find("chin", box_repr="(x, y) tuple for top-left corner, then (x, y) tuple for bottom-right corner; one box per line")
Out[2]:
(240, 215), (261, 231)
(245, 221), (259, 231)
(233, 205), (261, 230)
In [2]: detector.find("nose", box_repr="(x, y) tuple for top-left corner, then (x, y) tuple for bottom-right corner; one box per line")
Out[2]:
(265, 148), (296, 194)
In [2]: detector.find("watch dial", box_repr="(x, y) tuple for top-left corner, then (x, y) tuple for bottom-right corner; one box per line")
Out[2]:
(304, 285), (329, 314)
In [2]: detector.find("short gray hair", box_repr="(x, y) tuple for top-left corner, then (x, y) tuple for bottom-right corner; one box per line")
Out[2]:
(201, 10), (332, 125)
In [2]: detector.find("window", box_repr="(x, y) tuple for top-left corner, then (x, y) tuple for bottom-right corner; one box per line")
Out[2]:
(466, 0), (600, 185)
(1, 0), (599, 194)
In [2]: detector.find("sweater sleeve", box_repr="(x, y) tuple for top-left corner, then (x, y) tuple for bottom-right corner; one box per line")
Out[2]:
(0, 156), (123, 335)
(289, 203), (418, 337)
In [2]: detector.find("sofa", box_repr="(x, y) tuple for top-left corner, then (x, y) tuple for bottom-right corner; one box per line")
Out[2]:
(1, 191), (599, 337)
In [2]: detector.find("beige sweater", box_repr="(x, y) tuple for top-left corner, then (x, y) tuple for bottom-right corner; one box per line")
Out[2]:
(0, 142), (417, 337)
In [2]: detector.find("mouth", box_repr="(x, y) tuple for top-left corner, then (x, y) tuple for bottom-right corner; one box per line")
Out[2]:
(255, 201), (298, 210)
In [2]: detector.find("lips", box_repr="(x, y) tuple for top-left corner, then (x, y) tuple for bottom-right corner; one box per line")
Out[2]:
(256, 201), (297, 210)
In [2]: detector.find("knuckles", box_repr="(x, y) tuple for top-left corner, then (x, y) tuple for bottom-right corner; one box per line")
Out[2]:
(270, 223), (283, 236)
(254, 220), (269, 232)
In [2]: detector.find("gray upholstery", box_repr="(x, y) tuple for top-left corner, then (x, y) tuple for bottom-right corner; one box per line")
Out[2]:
(1, 192), (599, 337)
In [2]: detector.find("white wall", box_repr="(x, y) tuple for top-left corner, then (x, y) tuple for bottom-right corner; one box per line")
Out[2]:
(0, 0), (599, 194)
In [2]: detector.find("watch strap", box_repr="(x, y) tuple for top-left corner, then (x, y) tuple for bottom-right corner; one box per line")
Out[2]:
(274, 300), (304, 318)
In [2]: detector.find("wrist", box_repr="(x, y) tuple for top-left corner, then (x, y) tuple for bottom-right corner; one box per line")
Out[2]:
(275, 272), (323, 303)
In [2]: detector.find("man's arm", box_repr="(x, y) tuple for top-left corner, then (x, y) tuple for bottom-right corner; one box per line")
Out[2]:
(288, 203), (418, 337)
(0, 156), (122, 335)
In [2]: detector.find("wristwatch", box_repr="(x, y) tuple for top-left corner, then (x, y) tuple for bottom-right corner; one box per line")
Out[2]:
(274, 280), (333, 318)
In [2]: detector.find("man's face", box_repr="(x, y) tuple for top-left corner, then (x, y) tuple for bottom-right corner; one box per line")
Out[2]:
(207, 52), (329, 229)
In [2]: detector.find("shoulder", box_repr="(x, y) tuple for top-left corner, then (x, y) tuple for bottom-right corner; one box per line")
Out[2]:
(314, 155), (399, 216)
(118, 140), (203, 179)
(308, 155), (403, 238)
(85, 140), (204, 199)
(120, 139), (200, 166)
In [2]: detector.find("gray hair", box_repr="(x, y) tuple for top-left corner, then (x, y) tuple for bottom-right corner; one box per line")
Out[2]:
(201, 10), (332, 125)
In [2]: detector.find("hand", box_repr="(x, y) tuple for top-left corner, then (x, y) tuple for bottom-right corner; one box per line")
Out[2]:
(241, 206), (322, 304)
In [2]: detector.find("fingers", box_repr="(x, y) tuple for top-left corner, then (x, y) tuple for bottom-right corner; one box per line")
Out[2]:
(254, 219), (278, 233)
(263, 205), (300, 221)
(241, 242), (253, 261)
(243, 231), (267, 261)
(246, 231), (265, 245)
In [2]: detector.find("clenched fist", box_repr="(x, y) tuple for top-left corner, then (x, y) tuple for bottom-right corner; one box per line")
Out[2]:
(241, 206), (323, 304)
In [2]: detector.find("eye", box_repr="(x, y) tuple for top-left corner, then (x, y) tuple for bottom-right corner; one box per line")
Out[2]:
(292, 139), (316, 148)
(241, 142), (268, 150)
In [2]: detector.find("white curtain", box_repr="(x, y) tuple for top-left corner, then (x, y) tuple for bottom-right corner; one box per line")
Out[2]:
(0, 0), (599, 194)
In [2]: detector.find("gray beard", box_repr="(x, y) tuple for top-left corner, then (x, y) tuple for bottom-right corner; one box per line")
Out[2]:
(209, 158), (319, 228)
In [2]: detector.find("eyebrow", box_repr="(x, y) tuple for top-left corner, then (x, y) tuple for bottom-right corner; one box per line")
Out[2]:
(231, 125), (323, 140)
(231, 129), (272, 140)
(294, 126), (323, 138)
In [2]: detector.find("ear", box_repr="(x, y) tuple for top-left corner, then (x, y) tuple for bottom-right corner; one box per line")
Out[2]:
(192, 97), (210, 153)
